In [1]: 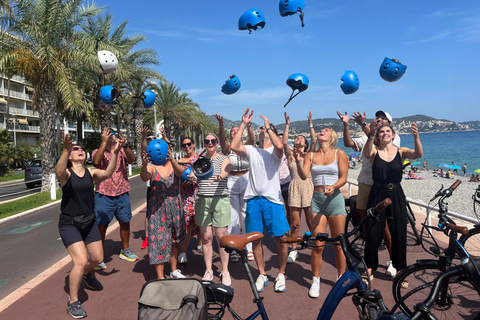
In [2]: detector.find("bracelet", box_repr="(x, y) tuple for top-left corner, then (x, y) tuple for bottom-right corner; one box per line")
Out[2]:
(309, 125), (314, 128)
(266, 127), (272, 132)
(368, 134), (375, 140)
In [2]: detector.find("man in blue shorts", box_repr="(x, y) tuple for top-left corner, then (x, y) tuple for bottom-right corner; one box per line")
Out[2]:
(231, 108), (290, 293)
(92, 128), (138, 269)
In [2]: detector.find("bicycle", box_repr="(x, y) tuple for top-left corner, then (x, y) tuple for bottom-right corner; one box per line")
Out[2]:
(391, 180), (480, 319)
(460, 184), (480, 258)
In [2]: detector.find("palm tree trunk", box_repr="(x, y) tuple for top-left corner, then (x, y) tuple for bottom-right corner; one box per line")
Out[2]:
(38, 79), (57, 192)
(133, 100), (144, 164)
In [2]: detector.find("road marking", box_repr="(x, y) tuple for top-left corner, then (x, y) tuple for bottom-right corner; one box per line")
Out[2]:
(0, 204), (145, 313)
(0, 279), (11, 289)
(0, 221), (52, 235)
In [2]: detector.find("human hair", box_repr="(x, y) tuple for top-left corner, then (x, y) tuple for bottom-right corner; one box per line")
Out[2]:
(67, 144), (86, 168)
(298, 135), (309, 152)
(182, 136), (195, 145)
(230, 126), (239, 139)
(375, 125), (396, 139)
(205, 132), (219, 141)
(326, 128), (339, 149)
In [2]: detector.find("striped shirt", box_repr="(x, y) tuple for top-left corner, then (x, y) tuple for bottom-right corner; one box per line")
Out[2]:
(197, 154), (229, 196)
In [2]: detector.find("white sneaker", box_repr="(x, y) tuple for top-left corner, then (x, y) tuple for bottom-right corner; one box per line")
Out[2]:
(196, 245), (203, 253)
(178, 252), (187, 264)
(274, 273), (286, 293)
(170, 269), (186, 279)
(287, 250), (299, 264)
(386, 261), (397, 278)
(255, 274), (269, 292)
(309, 276), (320, 298)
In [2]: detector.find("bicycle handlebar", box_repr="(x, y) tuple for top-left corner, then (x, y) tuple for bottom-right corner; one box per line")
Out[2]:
(444, 223), (469, 236)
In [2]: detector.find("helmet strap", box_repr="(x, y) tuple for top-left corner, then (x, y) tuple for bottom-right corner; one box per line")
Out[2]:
(284, 89), (302, 108)
(298, 9), (305, 27)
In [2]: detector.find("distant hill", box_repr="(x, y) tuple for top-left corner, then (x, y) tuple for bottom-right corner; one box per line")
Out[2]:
(209, 114), (480, 136)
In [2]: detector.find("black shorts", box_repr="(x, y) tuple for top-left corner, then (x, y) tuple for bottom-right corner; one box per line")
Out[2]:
(58, 223), (102, 248)
(281, 181), (291, 204)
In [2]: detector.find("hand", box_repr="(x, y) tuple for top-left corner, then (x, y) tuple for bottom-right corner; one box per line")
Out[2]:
(351, 111), (366, 126)
(307, 111), (313, 126)
(101, 128), (111, 144)
(336, 111), (349, 125)
(260, 115), (270, 129)
(411, 122), (419, 138)
(208, 174), (223, 186)
(166, 149), (173, 162)
(159, 126), (165, 137)
(324, 185), (335, 196)
(117, 133), (127, 148)
(114, 138), (123, 153)
(141, 151), (150, 166)
(141, 126), (149, 139)
(369, 120), (381, 137)
(294, 149), (303, 164)
(284, 112), (290, 125)
(63, 132), (73, 152)
(242, 108), (253, 125)
(214, 114), (224, 126)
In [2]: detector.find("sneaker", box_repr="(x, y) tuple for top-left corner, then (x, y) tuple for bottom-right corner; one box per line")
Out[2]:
(309, 276), (320, 298)
(170, 269), (186, 279)
(196, 245), (203, 253)
(202, 270), (214, 281)
(287, 250), (299, 264)
(119, 248), (138, 261)
(230, 252), (239, 262)
(82, 272), (101, 291)
(141, 237), (148, 249)
(178, 252), (187, 264)
(255, 274), (269, 292)
(220, 270), (232, 286)
(247, 251), (254, 261)
(274, 273), (286, 292)
(67, 299), (87, 319)
(386, 261), (397, 278)
(93, 262), (106, 271)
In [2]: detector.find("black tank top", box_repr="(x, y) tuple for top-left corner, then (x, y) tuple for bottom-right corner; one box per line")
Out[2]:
(59, 168), (95, 226)
(372, 151), (403, 184)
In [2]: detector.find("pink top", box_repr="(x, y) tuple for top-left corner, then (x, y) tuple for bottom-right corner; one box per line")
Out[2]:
(92, 148), (131, 196)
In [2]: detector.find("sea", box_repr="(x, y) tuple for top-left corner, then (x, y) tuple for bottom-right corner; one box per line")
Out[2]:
(335, 130), (480, 173)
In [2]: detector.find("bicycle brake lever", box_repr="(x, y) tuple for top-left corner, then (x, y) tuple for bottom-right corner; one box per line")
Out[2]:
(429, 185), (444, 202)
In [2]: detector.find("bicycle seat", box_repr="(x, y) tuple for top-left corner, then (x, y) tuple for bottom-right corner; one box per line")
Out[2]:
(220, 232), (264, 252)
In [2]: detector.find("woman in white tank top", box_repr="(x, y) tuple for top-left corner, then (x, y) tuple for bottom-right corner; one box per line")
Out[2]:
(296, 127), (349, 298)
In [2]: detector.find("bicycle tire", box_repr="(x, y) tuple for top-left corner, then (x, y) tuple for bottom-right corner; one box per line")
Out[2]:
(344, 211), (365, 262)
(392, 261), (480, 319)
(406, 203), (421, 246)
(459, 227), (480, 259)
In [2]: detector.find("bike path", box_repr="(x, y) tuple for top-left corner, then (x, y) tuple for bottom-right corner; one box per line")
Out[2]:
(0, 186), (439, 320)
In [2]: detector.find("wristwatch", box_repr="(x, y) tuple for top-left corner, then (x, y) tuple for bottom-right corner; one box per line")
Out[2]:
(309, 125), (314, 128)
(368, 134), (375, 140)
(361, 123), (367, 128)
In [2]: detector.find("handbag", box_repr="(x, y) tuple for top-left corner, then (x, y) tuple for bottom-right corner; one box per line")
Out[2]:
(72, 212), (96, 231)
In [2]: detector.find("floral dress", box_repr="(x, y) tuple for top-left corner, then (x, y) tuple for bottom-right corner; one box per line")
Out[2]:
(180, 154), (199, 235)
(148, 168), (185, 264)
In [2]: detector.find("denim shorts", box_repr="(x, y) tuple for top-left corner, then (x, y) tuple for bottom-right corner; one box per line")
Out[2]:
(310, 190), (346, 217)
(245, 196), (290, 237)
(95, 192), (132, 225)
(58, 223), (101, 248)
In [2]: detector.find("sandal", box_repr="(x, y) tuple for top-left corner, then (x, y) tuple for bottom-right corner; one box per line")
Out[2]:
(230, 252), (239, 262)
(247, 251), (254, 261)
(401, 280), (409, 289)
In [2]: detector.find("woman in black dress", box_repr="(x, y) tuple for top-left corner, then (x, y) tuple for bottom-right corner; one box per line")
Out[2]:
(363, 122), (422, 283)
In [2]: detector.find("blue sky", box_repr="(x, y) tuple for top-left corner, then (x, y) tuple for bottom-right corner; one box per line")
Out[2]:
(98, 0), (480, 125)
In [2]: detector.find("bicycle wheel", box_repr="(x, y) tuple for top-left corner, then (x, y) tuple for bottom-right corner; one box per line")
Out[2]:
(344, 211), (365, 262)
(459, 227), (480, 259)
(406, 203), (421, 246)
(392, 261), (480, 319)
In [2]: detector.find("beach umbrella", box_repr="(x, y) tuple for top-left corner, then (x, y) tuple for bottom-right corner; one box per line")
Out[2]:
(474, 169), (480, 173)
(412, 162), (421, 165)
(437, 163), (449, 168)
(449, 164), (461, 170)
(350, 153), (358, 157)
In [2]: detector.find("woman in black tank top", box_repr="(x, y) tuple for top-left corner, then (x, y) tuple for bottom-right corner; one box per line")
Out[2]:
(56, 130), (123, 318)
(363, 122), (423, 283)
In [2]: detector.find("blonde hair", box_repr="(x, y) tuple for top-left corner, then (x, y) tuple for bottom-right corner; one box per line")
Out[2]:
(205, 132), (219, 141)
(316, 127), (339, 150)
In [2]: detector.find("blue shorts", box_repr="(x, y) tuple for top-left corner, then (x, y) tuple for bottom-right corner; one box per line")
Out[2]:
(95, 192), (132, 225)
(246, 196), (290, 237)
(310, 190), (346, 217)
(58, 223), (101, 248)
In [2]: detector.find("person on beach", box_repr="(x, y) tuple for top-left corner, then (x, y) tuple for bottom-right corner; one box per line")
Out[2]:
(177, 136), (202, 264)
(194, 133), (232, 286)
(140, 138), (186, 280)
(92, 128), (137, 269)
(56, 132), (122, 319)
(283, 111), (314, 264)
(451, 162), (459, 175)
(363, 121), (423, 285)
(214, 114), (255, 262)
(423, 159), (428, 171)
(462, 164), (467, 177)
(230, 108), (290, 293)
(295, 126), (348, 298)
(336, 109), (400, 277)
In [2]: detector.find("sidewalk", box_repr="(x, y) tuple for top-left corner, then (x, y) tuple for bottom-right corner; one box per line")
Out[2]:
(0, 185), (444, 320)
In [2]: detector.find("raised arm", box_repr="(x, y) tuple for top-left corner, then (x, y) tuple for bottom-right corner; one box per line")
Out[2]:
(245, 124), (255, 145)
(283, 112), (292, 158)
(92, 128), (111, 167)
(214, 114), (230, 155)
(119, 131), (135, 164)
(261, 115), (283, 158)
(364, 120), (380, 163)
(168, 149), (185, 177)
(307, 111), (316, 151)
(140, 151), (153, 182)
(337, 111), (355, 148)
(141, 126), (149, 154)
(295, 149), (312, 180)
(56, 132), (73, 186)
(231, 108), (253, 157)
(92, 137), (123, 182)
(400, 123), (423, 160)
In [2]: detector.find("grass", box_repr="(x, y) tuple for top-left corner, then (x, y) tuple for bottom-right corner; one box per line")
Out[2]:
(0, 174), (25, 182)
(0, 189), (63, 220)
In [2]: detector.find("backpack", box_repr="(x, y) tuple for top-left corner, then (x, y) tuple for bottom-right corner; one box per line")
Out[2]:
(138, 278), (208, 320)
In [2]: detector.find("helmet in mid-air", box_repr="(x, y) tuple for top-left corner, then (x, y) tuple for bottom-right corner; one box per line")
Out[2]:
(286, 73), (309, 92)
(340, 71), (359, 95)
(239, 9), (266, 34)
(143, 89), (156, 108)
(146, 139), (168, 166)
(192, 155), (214, 180)
(100, 85), (119, 105)
(379, 57), (407, 82)
(221, 75), (241, 95)
(279, 0), (305, 27)
(180, 166), (192, 183)
(97, 50), (118, 74)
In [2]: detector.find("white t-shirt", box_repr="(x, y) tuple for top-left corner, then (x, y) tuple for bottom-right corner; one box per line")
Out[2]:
(244, 145), (283, 204)
(353, 134), (401, 185)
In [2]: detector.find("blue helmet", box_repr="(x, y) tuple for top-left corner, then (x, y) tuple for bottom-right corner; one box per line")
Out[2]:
(221, 75), (241, 95)
(379, 57), (407, 82)
(146, 139), (168, 166)
(286, 73), (309, 92)
(340, 71), (359, 95)
(239, 9), (266, 34)
(180, 166), (192, 183)
(192, 156), (214, 180)
(100, 85), (118, 105)
(279, 0), (305, 27)
(143, 89), (156, 108)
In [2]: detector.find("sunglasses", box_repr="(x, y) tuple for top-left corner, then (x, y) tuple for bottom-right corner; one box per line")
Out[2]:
(182, 142), (192, 148)
(376, 116), (387, 121)
(204, 138), (218, 145)
(72, 146), (84, 151)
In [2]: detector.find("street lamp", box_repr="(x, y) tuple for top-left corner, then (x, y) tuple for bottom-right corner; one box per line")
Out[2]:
(9, 113), (18, 146)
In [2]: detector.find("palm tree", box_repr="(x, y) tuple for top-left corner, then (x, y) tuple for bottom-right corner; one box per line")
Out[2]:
(0, 0), (13, 14)
(0, 0), (104, 191)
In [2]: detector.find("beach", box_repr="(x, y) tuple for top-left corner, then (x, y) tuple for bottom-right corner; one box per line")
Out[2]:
(346, 166), (479, 223)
